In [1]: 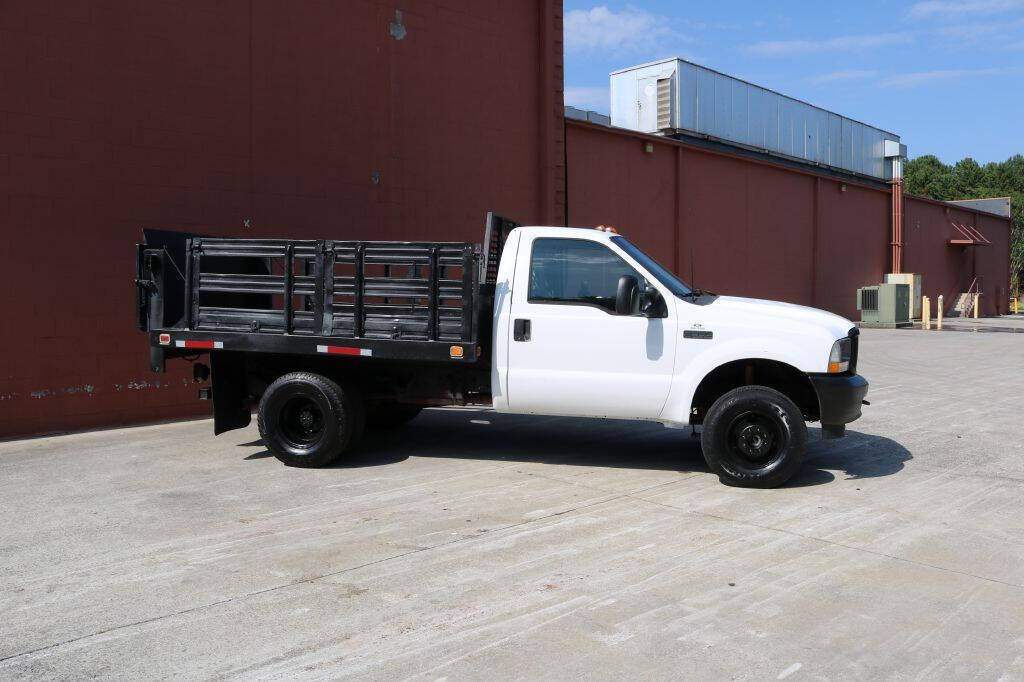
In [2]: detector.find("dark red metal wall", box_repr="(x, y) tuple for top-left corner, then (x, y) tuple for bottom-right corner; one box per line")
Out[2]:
(0, 0), (564, 437)
(567, 120), (1011, 320)
(904, 197), (1011, 316)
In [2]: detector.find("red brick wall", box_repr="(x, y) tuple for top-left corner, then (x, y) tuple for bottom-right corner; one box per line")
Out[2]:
(567, 120), (1011, 321)
(0, 0), (564, 437)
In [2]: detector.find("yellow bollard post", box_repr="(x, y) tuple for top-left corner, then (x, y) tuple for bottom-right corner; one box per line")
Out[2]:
(937, 295), (943, 330)
(923, 296), (930, 330)
(973, 293), (980, 319)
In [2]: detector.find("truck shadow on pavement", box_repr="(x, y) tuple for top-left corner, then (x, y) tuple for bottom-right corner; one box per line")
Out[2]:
(242, 408), (911, 487)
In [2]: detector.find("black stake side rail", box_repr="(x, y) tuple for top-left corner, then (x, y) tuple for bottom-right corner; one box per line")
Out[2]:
(138, 236), (484, 368)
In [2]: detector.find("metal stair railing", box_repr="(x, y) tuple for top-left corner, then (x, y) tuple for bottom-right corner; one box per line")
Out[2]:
(961, 277), (981, 318)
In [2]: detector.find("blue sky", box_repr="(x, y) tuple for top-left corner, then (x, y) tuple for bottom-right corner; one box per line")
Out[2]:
(563, 0), (1024, 164)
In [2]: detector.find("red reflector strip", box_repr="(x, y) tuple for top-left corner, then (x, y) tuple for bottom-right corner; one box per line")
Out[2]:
(175, 340), (223, 349)
(316, 344), (372, 357)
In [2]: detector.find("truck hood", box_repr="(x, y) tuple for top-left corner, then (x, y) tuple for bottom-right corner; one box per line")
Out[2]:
(701, 295), (854, 340)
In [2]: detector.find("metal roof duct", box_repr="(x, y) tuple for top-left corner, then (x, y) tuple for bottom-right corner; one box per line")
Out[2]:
(610, 58), (902, 181)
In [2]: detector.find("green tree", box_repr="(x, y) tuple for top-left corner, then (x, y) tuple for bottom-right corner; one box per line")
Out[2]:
(905, 155), (955, 200)
(905, 154), (1024, 299)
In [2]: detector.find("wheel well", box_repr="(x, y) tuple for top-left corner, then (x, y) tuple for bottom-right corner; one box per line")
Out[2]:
(690, 359), (819, 424)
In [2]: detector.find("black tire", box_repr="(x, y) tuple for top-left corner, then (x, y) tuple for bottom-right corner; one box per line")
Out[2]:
(700, 385), (807, 488)
(365, 402), (423, 429)
(257, 372), (365, 468)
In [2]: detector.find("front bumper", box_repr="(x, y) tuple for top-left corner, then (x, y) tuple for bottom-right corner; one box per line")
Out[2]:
(808, 373), (869, 428)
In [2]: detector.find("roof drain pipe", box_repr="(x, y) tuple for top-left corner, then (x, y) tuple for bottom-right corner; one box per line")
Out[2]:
(885, 141), (907, 274)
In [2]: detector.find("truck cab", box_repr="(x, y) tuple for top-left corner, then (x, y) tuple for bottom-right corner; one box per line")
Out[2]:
(490, 226), (868, 486)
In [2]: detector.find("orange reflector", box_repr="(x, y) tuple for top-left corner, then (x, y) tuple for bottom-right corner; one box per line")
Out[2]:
(828, 362), (841, 373)
(449, 346), (464, 359)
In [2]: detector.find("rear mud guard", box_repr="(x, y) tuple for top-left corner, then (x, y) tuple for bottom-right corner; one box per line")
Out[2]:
(210, 351), (252, 435)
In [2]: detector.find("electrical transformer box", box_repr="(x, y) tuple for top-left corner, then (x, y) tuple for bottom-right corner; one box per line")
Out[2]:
(884, 273), (922, 319)
(857, 284), (910, 327)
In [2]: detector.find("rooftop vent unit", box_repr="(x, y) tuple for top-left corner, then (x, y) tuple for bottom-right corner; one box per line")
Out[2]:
(610, 58), (903, 181)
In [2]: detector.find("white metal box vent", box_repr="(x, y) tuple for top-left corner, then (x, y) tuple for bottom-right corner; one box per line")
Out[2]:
(610, 58), (902, 181)
(656, 77), (672, 131)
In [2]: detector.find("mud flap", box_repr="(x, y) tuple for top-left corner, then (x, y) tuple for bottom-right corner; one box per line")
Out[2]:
(210, 351), (251, 435)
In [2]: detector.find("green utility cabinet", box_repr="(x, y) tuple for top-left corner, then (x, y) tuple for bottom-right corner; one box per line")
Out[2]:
(857, 283), (910, 328)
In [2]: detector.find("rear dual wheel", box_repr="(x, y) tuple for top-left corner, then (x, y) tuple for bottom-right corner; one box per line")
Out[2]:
(700, 385), (807, 488)
(257, 372), (365, 468)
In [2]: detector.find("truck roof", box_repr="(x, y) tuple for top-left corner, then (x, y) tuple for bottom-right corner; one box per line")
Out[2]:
(510, 225), (618, 242)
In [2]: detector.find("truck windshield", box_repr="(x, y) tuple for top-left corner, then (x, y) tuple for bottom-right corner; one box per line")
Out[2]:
(610, 236), (692, 298)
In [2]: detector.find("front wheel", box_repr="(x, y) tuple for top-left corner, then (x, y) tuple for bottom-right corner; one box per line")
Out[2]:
(257, 372), (365, 468)
(700, 385), (807, 488)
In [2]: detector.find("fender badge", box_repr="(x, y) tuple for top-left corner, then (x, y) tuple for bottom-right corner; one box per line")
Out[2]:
(684, 330), (713, 340)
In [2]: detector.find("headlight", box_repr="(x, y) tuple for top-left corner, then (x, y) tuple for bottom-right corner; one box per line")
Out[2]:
(828, 337), (851, 373)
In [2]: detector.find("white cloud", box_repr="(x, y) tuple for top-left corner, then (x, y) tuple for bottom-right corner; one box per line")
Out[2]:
(881, 66), (1010, 86)
(933, 15), (1024, 46)
(747, 32), (909, 56)
(935, 17), (1021, 35)
(808, 69), (878, 84)
(906, 0), (1023, 20)
(564, 86), (611, 112)
(564, 5), (678, 52)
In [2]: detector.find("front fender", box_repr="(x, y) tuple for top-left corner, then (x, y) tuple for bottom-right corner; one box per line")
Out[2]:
(659, 335), (814, 425)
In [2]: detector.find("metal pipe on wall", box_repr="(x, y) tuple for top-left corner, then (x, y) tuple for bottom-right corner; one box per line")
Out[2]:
(897, 165), (903, 272)
(891, 156), (904, 273)
(537, 0), (553, 225)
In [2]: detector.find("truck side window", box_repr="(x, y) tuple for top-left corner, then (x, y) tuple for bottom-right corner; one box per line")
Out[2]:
(528, 238), (644, 312)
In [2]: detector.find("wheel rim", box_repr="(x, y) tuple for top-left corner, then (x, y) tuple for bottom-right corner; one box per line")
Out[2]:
(279, 396), (325, 450)
(725, 408), (785, 471)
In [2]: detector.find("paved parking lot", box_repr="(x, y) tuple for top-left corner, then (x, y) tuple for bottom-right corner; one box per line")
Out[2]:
(2, 327), (1023, 679)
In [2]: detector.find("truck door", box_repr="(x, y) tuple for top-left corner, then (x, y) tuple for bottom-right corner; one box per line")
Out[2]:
(505, 235), (677, 419)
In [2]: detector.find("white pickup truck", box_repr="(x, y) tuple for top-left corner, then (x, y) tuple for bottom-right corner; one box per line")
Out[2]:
(136, 213), (869, 488)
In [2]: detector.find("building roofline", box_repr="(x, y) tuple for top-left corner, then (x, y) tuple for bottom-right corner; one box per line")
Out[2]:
(905, 193), (1012, 224)
(567, 117), (1013, 228)
(566, 117), (891, 192)
(946, 197), (1012, 218)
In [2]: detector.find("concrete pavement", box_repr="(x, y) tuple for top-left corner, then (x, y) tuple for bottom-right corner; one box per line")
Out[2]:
(1, 328), (1023, 679)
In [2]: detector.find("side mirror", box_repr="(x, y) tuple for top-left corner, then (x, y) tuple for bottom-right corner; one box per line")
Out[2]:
(640, 287), (666, 318)
(615, 275), (640, 315)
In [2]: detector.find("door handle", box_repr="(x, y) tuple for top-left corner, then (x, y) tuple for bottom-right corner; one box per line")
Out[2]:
(513, 318), (531, 342)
